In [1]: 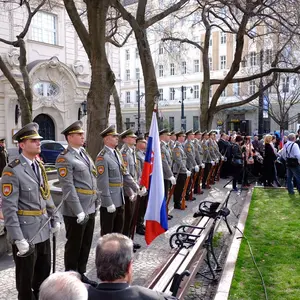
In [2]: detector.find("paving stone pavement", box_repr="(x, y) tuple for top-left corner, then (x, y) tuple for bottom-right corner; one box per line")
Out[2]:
(0, 179), (241, 300)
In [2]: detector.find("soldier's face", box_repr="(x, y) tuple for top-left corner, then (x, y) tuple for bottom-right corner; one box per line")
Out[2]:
(137, 141), (147, 151)
(170, 135), (176, 141)
(124, 136), (136, 146)
(105, 135), (119, 148)
(178, 135), (185, 143)
(68, 133), (85, 147)
(20, 139), (41, 156)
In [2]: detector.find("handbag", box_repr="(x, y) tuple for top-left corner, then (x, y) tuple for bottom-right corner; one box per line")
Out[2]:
(286, 143), (299, 168)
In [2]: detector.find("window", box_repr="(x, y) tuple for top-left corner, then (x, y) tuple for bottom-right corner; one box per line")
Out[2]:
(233, 82), (240, 96)
(159, 88), (163, 101)
(126, 91), (131, 103)
(193, 116), (199, 131)
(159, 65), (164, 77)
(135, 91), (139, 102)
(34, 81), (59, 97)
(183, 86), (187, 100)
(125, 118), (131, 129)
(159, 43), (164, 55)
(282, 77), (289, 93)
(136, 68), (140, 80)
(209, 57), (213, 70)
(193, 85), (199, 98)
(181, 61), (186, 74)
(135, 48), (139, 58)
(220, 32), (226, 44)
(170, 88), (175, 100)
(169, 117), (175, 131)
(194, 60), (200, 72)
(250, 52), (257, 66)
(249, 80), (256, 94)
(265, 49), (273, 64)
(221, 88), (226, 97)
(32, 11), (57, 45)
(170, 63), (175, 75)
(125, 69), (130, 81)
(125, 49), (130, 60)
(220, 55), (226, 69)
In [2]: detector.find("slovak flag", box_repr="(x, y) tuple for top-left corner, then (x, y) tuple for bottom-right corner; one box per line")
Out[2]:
(140, 111), (168, 245)
(279, 129), (284, 149)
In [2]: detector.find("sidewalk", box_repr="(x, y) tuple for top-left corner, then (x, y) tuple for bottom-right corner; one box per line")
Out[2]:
(0, 180), (235, 300)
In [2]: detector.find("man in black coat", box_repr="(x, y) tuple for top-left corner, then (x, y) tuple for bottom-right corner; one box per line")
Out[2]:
(88, 233), (177, 300)
(217, 133), (231, 178)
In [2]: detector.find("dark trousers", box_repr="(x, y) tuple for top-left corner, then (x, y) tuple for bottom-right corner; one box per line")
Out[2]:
(232, 165), (243, 189)
(12, 239), (51, 300)
(164, 179), (171, 212)
(100, 205), (124, 236)
(174, 173), (186, 207)
(202, 163), (212, 187)
(136, 195), (147, 229)
(123, 196), (137, 237)
(194, 171), (200, 194)
(63, 213), (95, 274)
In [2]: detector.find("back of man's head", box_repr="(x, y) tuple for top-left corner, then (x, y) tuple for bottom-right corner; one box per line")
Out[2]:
(95, 233), (133, 282)
(288, 133), (296, 141)
(39, 271), (88, 300)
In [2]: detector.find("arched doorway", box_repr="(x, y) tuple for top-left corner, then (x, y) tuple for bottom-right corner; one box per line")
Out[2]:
(34, 114), (55, 140)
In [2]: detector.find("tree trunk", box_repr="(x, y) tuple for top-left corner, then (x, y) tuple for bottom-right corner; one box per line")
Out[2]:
(85, 0), (115, 159)
(135, 28), (158, 130)
(111, 84), (123, 133)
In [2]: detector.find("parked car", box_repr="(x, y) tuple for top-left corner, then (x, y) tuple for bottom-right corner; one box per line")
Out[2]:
(40, 140), (66, 164)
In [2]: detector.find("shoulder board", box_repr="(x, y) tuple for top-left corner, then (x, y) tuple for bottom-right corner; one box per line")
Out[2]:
(8, 158), (21, 168)
(99, 149), (106, 156)
(60, 149), (69, 155)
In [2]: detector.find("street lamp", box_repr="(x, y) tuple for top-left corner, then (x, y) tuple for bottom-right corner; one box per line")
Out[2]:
(258, 49), (264, 139)
(78, 100), (87, 120)
(137, 79), (145, 135)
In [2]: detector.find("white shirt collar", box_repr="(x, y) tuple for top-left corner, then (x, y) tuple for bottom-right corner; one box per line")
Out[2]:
(21, 153), (35, 165)
(71, 147), (81, 155)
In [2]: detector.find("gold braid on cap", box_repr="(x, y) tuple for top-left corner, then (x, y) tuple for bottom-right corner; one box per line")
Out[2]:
(37, 160), (51, 200)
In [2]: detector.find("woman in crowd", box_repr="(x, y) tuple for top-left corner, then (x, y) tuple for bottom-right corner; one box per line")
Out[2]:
(263, 134), (278, 187)
(242, 136), (254, 187)
(231, 135), (244, 192)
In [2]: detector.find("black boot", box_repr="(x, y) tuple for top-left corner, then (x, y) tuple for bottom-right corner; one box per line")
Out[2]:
(81, 274), (98, 287)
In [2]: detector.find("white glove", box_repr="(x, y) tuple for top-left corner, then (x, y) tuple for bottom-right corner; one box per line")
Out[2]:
(211, 161), (215, 166)
(201, 163), (205, 168)
(107, 204), (116, 213)
(186, 170), (191, 177)
(195, 165), (199, 173)
(76, 212), (86, 224)
(15, 239), (30, 256)
(221, 156), (225, 161)
(135, 183), (140, 192)
(168, 176), (176, 185)
(129, 193), (137, 201)
(138, 186), (147, 196)
(216, 158), (219, 163)
(51, 222), (61, 236)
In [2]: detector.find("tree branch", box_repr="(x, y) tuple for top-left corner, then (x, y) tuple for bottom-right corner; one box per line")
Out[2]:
(161, 37), (204, 52)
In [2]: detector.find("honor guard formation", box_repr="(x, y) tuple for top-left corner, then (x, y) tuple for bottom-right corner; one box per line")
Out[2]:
(1, 121), (300, 300)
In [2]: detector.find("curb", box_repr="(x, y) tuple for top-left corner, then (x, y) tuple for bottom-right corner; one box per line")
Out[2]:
(213, 188), (253, 300)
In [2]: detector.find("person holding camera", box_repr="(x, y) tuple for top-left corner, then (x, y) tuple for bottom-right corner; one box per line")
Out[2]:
(279, 133), (300, 195)
(231, 135), (244, 192)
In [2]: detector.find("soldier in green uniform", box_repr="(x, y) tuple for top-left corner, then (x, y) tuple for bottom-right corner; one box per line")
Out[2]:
(201, 131), (213, 189)
(55, 120), (99, 287)
(169, 131), (176, 149)
(193, 130), (205, 194)
(172, 131), (190, 209)
(1, 123), (60, 300)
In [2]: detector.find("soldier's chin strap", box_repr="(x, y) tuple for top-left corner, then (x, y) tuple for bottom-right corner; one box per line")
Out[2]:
(18, 190), (70, 258)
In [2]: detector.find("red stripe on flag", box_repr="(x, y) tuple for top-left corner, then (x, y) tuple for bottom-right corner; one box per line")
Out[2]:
(140, 161), (152, 188)
(145, 220), (166, 245)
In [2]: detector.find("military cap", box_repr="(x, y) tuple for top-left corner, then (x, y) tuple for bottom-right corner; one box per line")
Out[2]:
(159, 129), (170, 136)
(100, 125), (119, 138)
(144, 131), (149, 138)
(13, 122), (43, 142)
(136, 135), (147, 143)
(194, 130), (200, 135)
(201, 131), (207, 135)
(185, 129), (194, 136)
(120, 129), (137, 139)
(0, 138), (5, 142)
(169, 130), (175, 136)
(61, 120), (84, 135)
(175, 131), (186, 138)
(208, 130), (217, 136)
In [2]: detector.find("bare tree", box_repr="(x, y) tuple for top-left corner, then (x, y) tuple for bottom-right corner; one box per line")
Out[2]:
(110, 0), (190, 129)
(0, 0), (46, 125)
(162, 0), (300, 130)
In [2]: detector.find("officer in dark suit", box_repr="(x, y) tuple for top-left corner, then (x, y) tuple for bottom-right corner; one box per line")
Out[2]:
(0, 138), (8, 175)
(55, 120), (99, 287)
(88, 233), (177, 300)
(1, 123), (60, 300)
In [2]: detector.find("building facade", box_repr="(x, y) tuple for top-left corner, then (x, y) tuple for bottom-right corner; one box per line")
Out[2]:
(0, 2), (118, 148)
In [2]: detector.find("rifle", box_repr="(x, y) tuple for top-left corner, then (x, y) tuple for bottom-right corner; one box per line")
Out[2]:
(189, 171), (198, 200)
(205, 163), (214, 187)
(197, 166), (205, 194)
(181, 175), (191, 210)
(216, 160), (224, 181)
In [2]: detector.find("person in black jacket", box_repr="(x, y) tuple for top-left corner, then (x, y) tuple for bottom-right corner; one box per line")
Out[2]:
(88, 233), (177, 300)
(231, 135), (244, 191)
(263, 134), (278, 186)
(218, 133), (231, 178)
